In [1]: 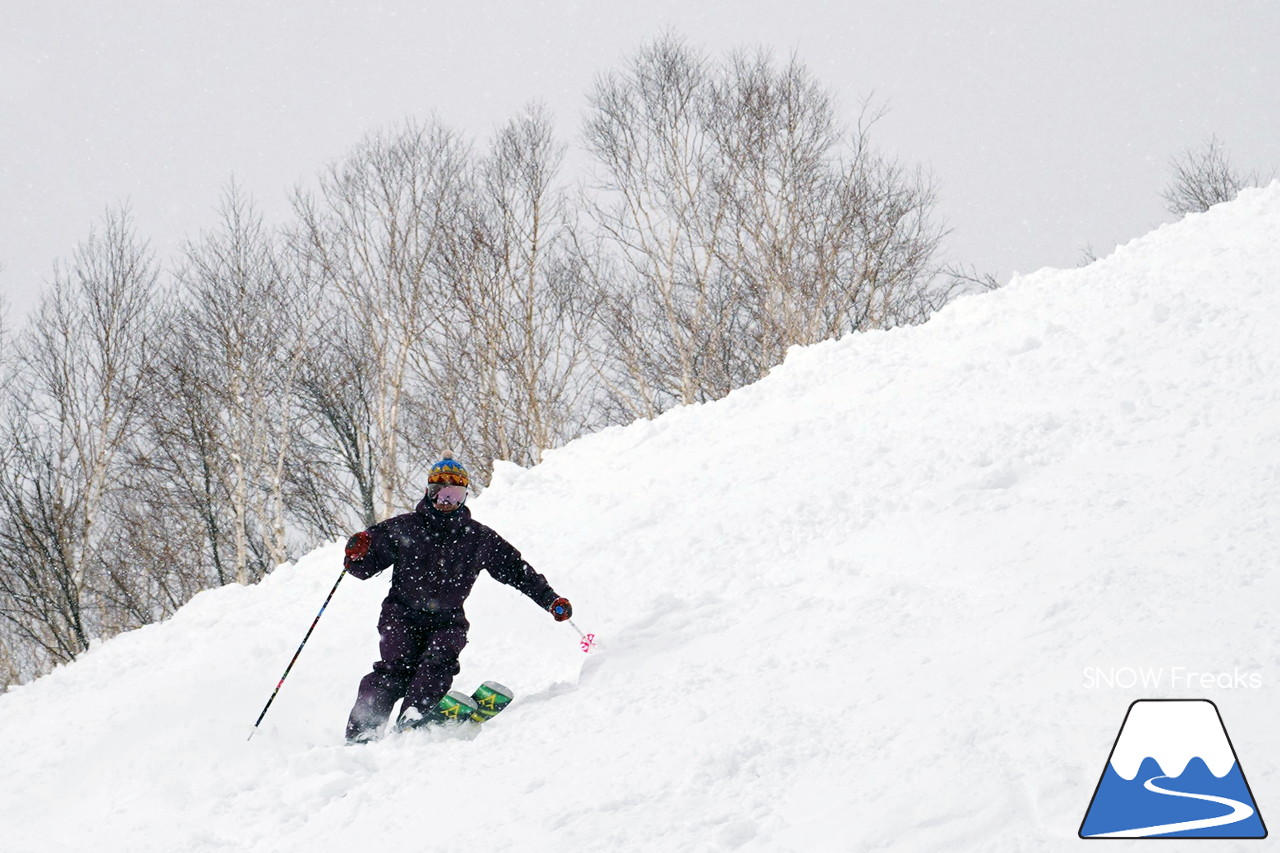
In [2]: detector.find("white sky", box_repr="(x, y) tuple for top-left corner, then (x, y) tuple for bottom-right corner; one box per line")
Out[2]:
(2, 1), (1277, 320)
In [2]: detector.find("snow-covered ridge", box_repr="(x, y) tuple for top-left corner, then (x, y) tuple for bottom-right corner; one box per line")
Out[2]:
(3, 185), (1280, 852)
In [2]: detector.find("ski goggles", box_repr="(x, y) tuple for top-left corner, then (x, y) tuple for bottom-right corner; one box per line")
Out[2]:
(428, 483), (468, 508)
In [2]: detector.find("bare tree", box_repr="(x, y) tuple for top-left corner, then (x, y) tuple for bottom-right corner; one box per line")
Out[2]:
(0, 612), (28, 689)
(713, 60), (945, 364)
(138, 332), (238, 586)
(93, 463), (212, 630)
(581, 36), (728, 418)
(1162, 136), (1266, 216)
(0, 291), (10, 404)
(292, 319), (380, 530)
(429, 105), (595, 470)
(292, 119), (470, 515)
(581, 37), (947, 420)
(169, 182), (317, 584)
(0, 207), (160, 667)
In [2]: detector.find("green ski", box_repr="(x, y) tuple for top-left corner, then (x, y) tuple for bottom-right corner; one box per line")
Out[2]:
(468, 681), (514, 723)
(406, 680), (514, 730)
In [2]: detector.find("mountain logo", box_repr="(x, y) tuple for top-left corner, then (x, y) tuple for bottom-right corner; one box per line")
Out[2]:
(1080, 699), (1266, 839)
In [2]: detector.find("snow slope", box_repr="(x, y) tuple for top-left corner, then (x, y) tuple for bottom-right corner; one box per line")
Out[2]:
(3, 185), (1280, 851)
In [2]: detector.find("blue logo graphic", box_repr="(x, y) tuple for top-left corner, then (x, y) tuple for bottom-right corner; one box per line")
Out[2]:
(1080, 699), (1266, 839)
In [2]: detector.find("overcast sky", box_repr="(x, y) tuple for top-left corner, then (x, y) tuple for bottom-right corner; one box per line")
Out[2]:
(2, 1), (1277, 321)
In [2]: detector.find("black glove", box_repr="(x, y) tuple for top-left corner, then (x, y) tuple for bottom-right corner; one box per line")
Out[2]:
(549, 597), (572, 622)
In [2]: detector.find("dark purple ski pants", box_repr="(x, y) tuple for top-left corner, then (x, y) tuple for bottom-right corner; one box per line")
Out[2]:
(345, 597), (468, 740)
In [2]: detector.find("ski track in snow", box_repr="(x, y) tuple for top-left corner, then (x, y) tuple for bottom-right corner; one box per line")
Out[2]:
(3, 185), (1280, 851)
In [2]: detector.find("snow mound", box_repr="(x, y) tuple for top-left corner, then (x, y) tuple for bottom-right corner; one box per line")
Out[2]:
(3, 185), (1280, 851)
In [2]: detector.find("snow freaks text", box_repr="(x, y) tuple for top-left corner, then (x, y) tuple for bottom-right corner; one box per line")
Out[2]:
(1082, 667), (1262, 690)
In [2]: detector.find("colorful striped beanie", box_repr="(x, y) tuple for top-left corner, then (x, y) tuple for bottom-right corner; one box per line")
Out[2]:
(428, 455), (470, 488)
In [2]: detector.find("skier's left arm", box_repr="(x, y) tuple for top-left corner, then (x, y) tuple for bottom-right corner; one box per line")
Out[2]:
(485, 535), (569, 619)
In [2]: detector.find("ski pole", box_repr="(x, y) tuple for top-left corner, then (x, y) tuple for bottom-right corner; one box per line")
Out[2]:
(248, 568), (347, 741)
(566, 618), (596, 653)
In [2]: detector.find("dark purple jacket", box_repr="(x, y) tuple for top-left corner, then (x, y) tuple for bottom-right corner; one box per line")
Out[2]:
(343, 496), (559, 616)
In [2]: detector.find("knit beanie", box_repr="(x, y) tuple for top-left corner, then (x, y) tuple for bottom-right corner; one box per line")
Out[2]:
(428, 454), (470, 489)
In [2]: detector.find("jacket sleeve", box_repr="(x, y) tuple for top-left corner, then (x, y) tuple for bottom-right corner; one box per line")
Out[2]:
(343, 522), (397, 579)
(484, 534), (559, 610)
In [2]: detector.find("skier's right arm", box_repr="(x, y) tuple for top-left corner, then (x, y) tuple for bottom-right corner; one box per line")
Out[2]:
(343, 524), (396, 579)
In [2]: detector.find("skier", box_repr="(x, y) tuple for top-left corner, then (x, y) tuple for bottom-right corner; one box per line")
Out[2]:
(342, 454), (572, 743)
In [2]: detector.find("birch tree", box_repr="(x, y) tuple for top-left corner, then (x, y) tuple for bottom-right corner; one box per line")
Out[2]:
(0, 207), (160, 664)
(172, 182), (316, 584)
(432, 105), (594, 469)
(581, 37), (946, 418)
(582, 37), (729, 417)
(293, 119), (469, 514)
